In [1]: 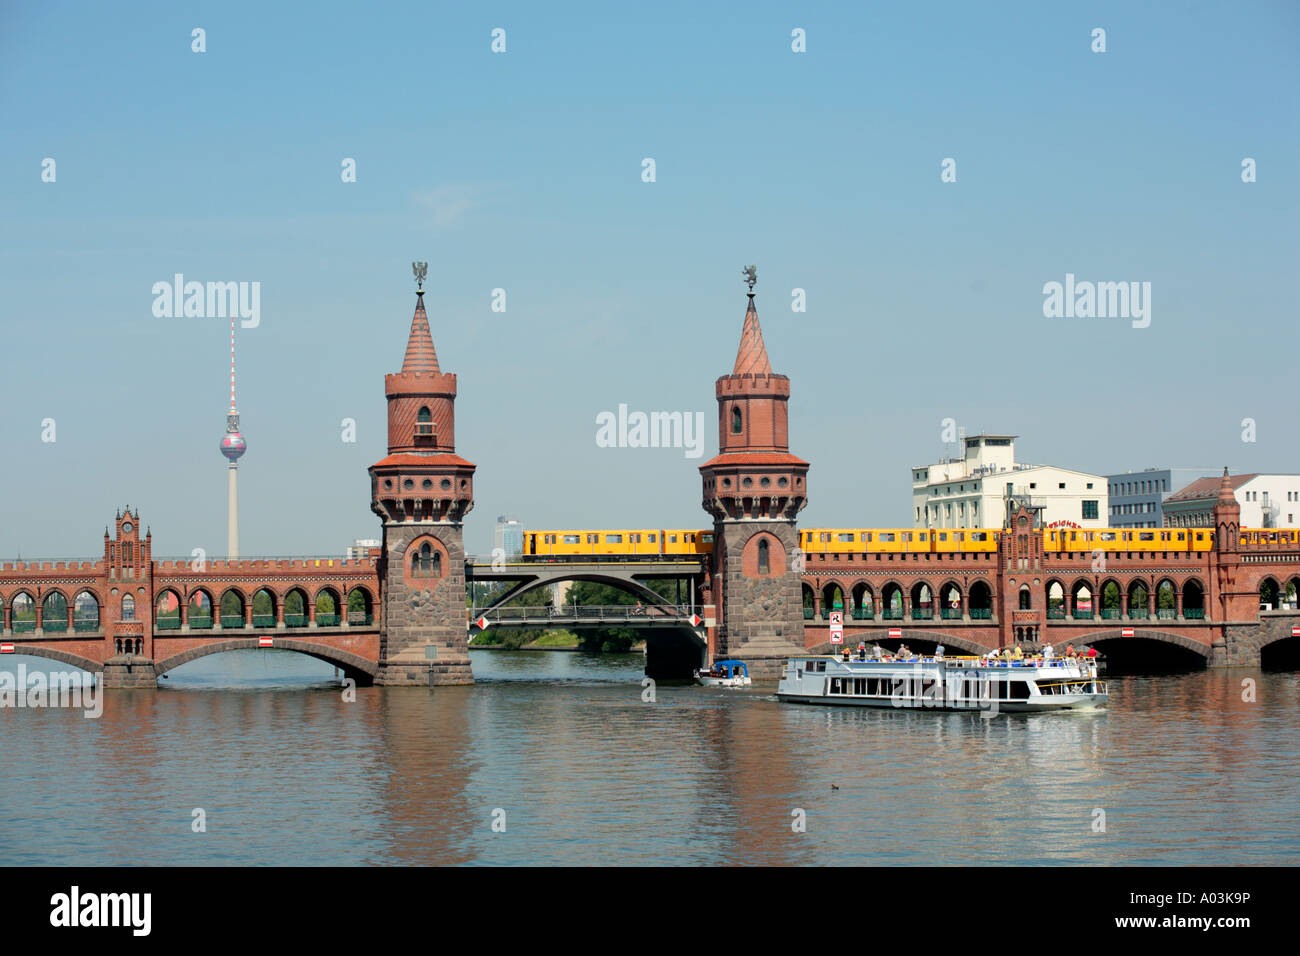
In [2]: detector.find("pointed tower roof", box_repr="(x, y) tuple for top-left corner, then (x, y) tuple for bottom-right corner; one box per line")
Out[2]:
(400, 291), (441, 374)
(732, 293), (772, 376)
(1217, 467), (1238, 506)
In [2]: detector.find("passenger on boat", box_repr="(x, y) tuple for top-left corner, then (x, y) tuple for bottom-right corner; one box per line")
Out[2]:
(1065, 643), (1076, 658)
(1010, 645), (1023, 661)
(841, 647), (851, 661)
(897, 644), (913, 660)
(873, 643), (884, 659)
(1042, 643), (1055, 660)
(935, 644), (946, 659)
(856, 643), (867, 661)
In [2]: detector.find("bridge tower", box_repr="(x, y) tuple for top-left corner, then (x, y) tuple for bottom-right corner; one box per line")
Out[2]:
(699, 275), (809, 679)
(369, 272), (476, 685)
(1211, 467), (1249, 621)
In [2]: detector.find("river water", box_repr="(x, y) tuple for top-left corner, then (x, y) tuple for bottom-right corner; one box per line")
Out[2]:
(1, 650), (1298, 866)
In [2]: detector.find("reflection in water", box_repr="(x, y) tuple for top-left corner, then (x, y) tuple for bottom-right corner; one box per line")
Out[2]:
(1, 650), (1298, 865)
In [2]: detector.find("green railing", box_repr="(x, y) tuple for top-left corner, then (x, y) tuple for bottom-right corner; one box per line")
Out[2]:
(1128, 611), (1147, 619)
(821, 608), (842, 620)
(316, 613), (339, 627)
(347, 613), (373, 625)
(1047, 608), (1066, 619)
(252, 614), (276, 628)
(74, 619), (100, 632)
(803, 608), (814, 619)
(940, 608), (962, 620)
(1073, 610), (1094, 620)
(285, 614), (308, 627)
(882, 609), (904, 620)
(911, 608), (934, 620)
(190, 614), (213, 629)
(43, 620), (68, 633)
(1100, 608), (1123, 619)
(13, 619), (35, 632)
(220, 614), (245, 628)
(852, 608), (873, 620)
(1185, 608), (1205, 619)
(1157, 608), (1177, 619)
(155, 616), (182, 630)
(969, 608), (992, 620)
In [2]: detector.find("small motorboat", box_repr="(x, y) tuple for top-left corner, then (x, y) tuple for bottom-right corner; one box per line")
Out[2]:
(695, 659), (752, 687)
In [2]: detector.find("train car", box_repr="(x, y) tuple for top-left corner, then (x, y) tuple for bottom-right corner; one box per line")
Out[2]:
(800, 529), (1000, 555)
(932, 529), (1000, 553)
(1240, 529), (1300, 548)
(660, 529), (714, 556)
(523, 529), (714, 560)
(1042, 528), (1214, 553)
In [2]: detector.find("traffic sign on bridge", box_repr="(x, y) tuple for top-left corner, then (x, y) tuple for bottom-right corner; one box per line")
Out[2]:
(828, 610), (843, 644)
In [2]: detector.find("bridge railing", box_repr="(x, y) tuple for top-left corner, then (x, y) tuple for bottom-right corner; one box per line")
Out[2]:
(473, 604), (695, 623)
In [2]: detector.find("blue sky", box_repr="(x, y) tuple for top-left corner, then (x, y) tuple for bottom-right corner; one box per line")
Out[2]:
(2, 0), (1297, 557)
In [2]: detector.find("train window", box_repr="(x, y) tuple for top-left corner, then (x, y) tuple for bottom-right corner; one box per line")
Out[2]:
(648, 534), (656, 542)
(701, 534), (713, 544)
(971, 532), (986, 541)
(630, 534), (640, 543)
(1098, 532), (1116, 541)
(837, 533), (854, 542)
(563, 535), (580, 544)
(939, 533), (948, 541)
(669, 535), (677, 543)
(879, 533), (895, 542)
(862, 533), (872, 542)
(820, 533), (831, 543)
(918, 533), (927, 541)
(1139, 532), (1154, 541)
(607, 534), (623, 543)
(587, 534), (599, 544)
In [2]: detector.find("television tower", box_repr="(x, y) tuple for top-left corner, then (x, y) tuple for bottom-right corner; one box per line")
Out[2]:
(219, 314), (247, 557)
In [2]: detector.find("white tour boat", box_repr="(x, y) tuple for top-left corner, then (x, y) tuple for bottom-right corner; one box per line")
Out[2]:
(695, 659), (752, 688)
(776, 653), (1106, 713)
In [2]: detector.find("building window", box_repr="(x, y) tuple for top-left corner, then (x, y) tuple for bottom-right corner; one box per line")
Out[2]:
(121, 595), (135, 621)
(412, 542), (441, 577)
(757, 539), (770, 574)
(1082, 500), (1099, 520)
(731, 407), (742, 434)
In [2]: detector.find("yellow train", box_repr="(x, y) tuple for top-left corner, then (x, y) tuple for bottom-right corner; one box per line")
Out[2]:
(524, 529), (714, 559)
(800, 529), (1002, 554)
(1043, 528), (1213, 552)
(1240, 529), (1300, 547)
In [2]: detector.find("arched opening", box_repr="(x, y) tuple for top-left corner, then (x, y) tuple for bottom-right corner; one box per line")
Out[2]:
(731, 406), (742, 434)
(1155, 579), (1176, 619)
(1262, 634), (1300, 670)
(155, 589), (182, 629)
(347, 587), (373, 625)
(1285, 577), (1300, 611)
(252, 588), (277, 628)
(881, 583), (905, 620)
(1100, 580), (1122, 620)
(968, 581), (992, 619)
(1127, 580), (1149, 620)
(416, 405), (435, 444)
(1259, 578), (1280, 611)
(939, 582), (961, 619)
(1089, 635), (1206, 674)
(1046, 581), (1065, 619)
(1070, 582), (1093, 619)
(1018, 585), (1031, 610)
(852, 582), (875, 620)
(188, 590), (214, 629)
(1183, 579), (1205, 619)
(802, 583), (815, 620)
(10, 593), (35, 632)
(316, 588), (341, 627)
(41, 591), (69, 633)
(911, 582), (934, 619)
(757, 539), (770, 575)
(822, 583), (844, 619)
(284, 588), (309, 627)
(73, 590), (100, 632)
(121, 594), (136, 622)
(219, 589), (244, 628)
(411, 542), (442, 578)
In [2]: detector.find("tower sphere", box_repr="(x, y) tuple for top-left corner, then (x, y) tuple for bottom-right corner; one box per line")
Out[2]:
(221, 432), (247, 461)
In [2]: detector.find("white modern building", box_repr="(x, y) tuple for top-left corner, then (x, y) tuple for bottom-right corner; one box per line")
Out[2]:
(911, 434), (1109, 529)
(1163, 474), (1300, 528)
(494, 515), (524, 557)
(346, 538), (381, 560)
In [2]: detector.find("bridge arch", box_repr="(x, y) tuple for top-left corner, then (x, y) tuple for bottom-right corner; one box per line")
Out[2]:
(474, 572), (676, 616)
(881, 581), (905, 617)
(73, 589), (101, 631)
(851, 581), (875, 618)
(968, 580), (992, 617)
(41, 590), (70, 630)
(187, 588), (214, 628)
(1077, 627), (1210, 669)
(0, 646), (100, 675)
(218, 587), (246, 627)
(251, 587), (277, 627)
(153, 638), (377, 684)
(1259, 577), (1281, 610)
(1128, 579), (1150, 616)
(821, 581), (846, 616)
(283, 588), (309, 627)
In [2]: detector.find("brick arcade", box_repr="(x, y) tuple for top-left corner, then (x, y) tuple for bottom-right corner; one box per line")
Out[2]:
(2, 276), (1298, 686)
